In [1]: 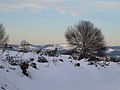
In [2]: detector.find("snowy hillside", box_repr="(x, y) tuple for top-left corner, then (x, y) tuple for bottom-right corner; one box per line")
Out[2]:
(1, 49), (120, 90)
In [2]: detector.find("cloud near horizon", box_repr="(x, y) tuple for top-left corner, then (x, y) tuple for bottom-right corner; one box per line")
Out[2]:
(0, 0), (120, 16)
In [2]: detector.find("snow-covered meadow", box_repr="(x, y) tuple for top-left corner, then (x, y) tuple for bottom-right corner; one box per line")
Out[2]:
(0, 49), (120, 90)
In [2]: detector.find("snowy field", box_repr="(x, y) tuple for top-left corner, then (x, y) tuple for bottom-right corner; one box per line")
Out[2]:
(0, 50), (120, 90)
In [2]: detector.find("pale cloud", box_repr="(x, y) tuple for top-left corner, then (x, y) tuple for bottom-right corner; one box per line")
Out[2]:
(0, 2), (44, 13)
(0, 0), (120, 16)
(87, 1), (120, 8)
(70, 11), (79, 16)
(54, 6), (69, 14)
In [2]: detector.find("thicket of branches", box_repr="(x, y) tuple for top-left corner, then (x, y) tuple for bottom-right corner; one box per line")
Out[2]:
(0, 24), (9, 44)
(65, 20), (105, 59)
(20, 40), (30, 52)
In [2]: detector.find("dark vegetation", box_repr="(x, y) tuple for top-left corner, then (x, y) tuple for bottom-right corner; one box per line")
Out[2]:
(0, 24), (9, 44)
(38, 56), (48, 63)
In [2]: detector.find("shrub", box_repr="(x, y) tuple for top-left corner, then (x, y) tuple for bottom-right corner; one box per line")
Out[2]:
(30, 63), (37, 69)
(0, 65), (4, 69)
(59, 59), (64, 62)
(74, 63), (80, 67)
(20, 61), (29, 76)
(88, 56), (100, 62)
(38, 56), (48, 63)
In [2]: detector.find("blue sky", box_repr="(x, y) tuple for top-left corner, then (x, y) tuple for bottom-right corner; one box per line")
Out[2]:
(0, 0), (120, 45)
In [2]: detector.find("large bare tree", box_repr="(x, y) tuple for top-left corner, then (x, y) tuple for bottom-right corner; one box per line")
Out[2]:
(65, 20), (105, 59)
(0, 24), (9, 44)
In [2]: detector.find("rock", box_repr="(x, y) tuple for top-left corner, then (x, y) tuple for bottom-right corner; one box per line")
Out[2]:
(59, 59), (64, 62)
(74, 63), (80, 67)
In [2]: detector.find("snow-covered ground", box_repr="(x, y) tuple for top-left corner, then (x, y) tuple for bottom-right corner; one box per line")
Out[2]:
(0, 50), (120, 90)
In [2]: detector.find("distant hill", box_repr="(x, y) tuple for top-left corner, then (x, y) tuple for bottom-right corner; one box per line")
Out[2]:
(9, 44), (120, 60)
(105, 46), (120, 60)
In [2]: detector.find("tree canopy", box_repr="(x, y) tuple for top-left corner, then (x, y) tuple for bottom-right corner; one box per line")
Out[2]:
(0, 24), (9, 44)
(65, 20), (105, 58)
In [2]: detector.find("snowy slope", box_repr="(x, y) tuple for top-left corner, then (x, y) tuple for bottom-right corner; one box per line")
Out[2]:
(1, 50), (120, 90)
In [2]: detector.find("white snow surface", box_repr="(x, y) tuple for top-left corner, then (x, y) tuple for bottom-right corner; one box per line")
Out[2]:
(0, 50), (120, 90)
(106, 48), (115, 53)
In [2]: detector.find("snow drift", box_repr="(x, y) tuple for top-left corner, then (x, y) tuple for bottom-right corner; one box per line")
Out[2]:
(0, 50), (120, 90)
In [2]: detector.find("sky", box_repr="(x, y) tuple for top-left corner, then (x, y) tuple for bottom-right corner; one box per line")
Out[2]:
(0, 0), (120, 45)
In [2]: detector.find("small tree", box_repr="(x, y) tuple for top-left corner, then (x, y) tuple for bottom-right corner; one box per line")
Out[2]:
(20, 40), (30, 52)
(0, 24), (9, 44)
(65, 20), (105, 59)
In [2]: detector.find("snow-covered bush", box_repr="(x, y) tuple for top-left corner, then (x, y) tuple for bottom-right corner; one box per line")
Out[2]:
(30, 63), (37, 69)
(74, 63), (80, 67)
(88, 56), (100, 62)
(0, 65), (4, 69)
(19, 40), (31, 53)
(46, 48), (58, 57)
(20, 61), (29, 76)
(59, 59), (64, 62)
(38, 56), (48, 63)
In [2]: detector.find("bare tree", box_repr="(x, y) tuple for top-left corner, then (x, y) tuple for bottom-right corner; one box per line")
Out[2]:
(65, 20), (105, 59)
(20, 40), (30, 52)
(0, 24), (9, 44)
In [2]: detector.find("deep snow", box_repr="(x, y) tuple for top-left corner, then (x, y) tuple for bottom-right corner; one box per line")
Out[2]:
(0, 50), (120, 90)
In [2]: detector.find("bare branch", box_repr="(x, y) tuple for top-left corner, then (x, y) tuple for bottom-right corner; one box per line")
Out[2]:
(65, 20), (105, 58)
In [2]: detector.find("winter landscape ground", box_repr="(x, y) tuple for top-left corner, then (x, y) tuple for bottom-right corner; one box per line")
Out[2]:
(0, 44), (120, 90)
(1, 0), (120, 90)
